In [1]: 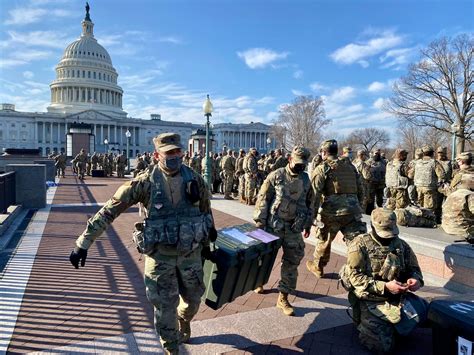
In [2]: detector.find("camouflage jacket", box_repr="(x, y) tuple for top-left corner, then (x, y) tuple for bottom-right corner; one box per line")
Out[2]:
(449, 166), (474, 192)
(244, 154), (258, 175)
(408, 157), (446, 188)
(75, 165), (212, 250)
(253, 166), (314, 232)
(352, 159), (371, 181)
(311, 156), (363, 217)
(74, 152), (87, 164)
(343, 232), (423, 301)
(235, 156), (245, 175)
(438, 159), (453, 182)
(441, 188), (474, 237)
(220, 155), (235, 173)
(54, 154), (67, 166)
(271, 156), (288, 171)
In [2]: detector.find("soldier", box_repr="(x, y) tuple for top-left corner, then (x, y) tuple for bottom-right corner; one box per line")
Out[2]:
(269, 148), (288, 172)
(253, 146), (313, 316)
(69, 133), (216, 355)
(449, 152), (473, 192)
(340, 208), (426, 353)
(54, 151), (67, 178)
(101, 153), (110, 177)
(74, 149), (87, 180)
(366, 149), (386, 214)
(234, 149), (246, 203)
(86, 153), (92, 176)
(408, 145), (445, 215)
(436, 147), (452, 182)
(91, 152), (99, 170)
(190, 152), (202, 175)
(341, 146), (353, 162)
(183, 151), (191, 167)
(352, 150), (371, 213)
(263, 150), (276, 175)
(134, 155), (148, 177)
(307, 153), (322, 176)
(243, 148), (259, 205)
(211, 153), (220, 194)
(385, 149), (410, 210)
(220, 150), (235, 200)
(441, 174), (473, 239)
(307, 140), (366, 278)
(115, 152), (127, 178)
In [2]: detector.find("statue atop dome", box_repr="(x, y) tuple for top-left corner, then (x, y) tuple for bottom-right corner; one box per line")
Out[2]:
(85, 2), (91, 21)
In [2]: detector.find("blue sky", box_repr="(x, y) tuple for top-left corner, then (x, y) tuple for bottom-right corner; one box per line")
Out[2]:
(0, 0), (472, 142)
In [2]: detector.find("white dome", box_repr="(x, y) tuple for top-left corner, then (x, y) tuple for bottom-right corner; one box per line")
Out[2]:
(47, 5), (126, 118)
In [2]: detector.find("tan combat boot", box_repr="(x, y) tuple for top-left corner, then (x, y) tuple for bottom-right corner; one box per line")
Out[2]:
(224, 194), (234, 200)
(306, 260), (324, 278)
(178, 317), (191, 344)
(276, 292), (295, 316)
(254, 285), (264, 294)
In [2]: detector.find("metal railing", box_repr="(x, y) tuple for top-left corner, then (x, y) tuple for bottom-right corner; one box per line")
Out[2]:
(0, 171), (16, 214)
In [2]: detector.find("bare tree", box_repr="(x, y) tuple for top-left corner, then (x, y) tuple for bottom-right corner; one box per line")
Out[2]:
(346, 128), (390, 153)
(386, 34), (473, 152)
(275, 95), (330, 153)
(398, 121), (424, 159)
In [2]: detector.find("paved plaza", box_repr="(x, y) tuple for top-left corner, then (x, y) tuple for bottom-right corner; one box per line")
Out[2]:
(0, 169), (457, 354)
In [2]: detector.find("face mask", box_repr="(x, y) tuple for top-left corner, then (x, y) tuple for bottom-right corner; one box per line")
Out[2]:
(373, 154), (381, 161)
(163, 156), (182, 171)
(348, 152), (353, 159)
(291, 163), (305, 173)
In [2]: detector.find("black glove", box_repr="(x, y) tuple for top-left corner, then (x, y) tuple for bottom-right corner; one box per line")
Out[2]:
(70, 247), (88, 269)
(201, 246), (217, 263)
(209, 226), (218, 242)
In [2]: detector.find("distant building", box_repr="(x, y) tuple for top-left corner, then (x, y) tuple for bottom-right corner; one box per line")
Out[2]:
(0, 5), (275, 156)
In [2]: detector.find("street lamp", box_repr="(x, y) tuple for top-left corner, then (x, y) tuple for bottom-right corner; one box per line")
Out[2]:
(125, 129), (132, 174)
(202, 94), (213, 187)
(451, 122), (460, 161)
(103, 138), (108, 153)
(266, 136), (272, 153)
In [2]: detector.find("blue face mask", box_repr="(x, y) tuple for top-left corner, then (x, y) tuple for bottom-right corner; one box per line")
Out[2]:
(163, 156), (182, 171)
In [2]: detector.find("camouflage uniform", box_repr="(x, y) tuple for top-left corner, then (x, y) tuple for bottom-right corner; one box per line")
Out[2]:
(183, 152), (191, 167)
(235, 150), (246, 202)
(91, 153), (99, 170)
(441, 174), (473, 238)
(134, 156), (148, 177)
(244, 149), (259, 205)
(366, 151), (386, 213)
(340, 209), (425, 352)
(54, 152), (67, 177)
(394, 205), (437, 228)
(385, 149), (410, 210)
(448, 152), (473, 194)
(352, 151), (371, 213)
(74, 150), (88, 180)
(86, 154), (92, 176)
(190, 154), (202, 175)
(308, 140), (366, 277)
(308, 154), (322, 176)
(115, 154), (127, 178)
(73, 133), (214, 354)
(270, 152), (288, 172)
(408, 146), (446, 212)
(253, 147), (313, 315)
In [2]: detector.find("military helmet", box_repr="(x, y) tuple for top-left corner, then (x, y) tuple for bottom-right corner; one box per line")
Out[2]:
(421, 145), (434, 153)
(371, 208), (399, 239)
(456, 151), (472, 161)
(320, 139), (338, 155)
(343, 146), (352, 153)
(436, 146), (447, 154)
(291, 146), (310, 164)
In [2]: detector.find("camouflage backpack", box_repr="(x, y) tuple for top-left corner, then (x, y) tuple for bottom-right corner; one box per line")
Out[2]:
(394, 206), (436, 228)
(386, 161), (409, 189)
(414, 159), (437, 188)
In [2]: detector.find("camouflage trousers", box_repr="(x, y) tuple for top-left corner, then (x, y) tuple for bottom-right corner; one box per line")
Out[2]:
(55, 164), (65, 177)
(415, 187), (438, 210)
(271, 225), (305, 294)
(245, 173), (257, 203)
(144, 246), (204, 352)
(116, 164), (126, 178)
(312, 213), (366, 268)
(238, 175), (246, 199)
(367, 184), (384, 210)
(357, 300), (396, 352)
(223, 172), (234, 197)
(76, 162), (86, 179)
(386, 187), (410, 210)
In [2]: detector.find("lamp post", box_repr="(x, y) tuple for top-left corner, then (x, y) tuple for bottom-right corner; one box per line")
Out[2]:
(125, 129), (131, 174)
(266, 136), (272, 153)
(202, 95), (213, 187)
(103, 138), (108, 153)
(451, 123), (460, 161)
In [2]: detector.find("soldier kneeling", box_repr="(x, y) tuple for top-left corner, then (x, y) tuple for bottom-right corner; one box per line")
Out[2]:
(339, 208), (428, 352)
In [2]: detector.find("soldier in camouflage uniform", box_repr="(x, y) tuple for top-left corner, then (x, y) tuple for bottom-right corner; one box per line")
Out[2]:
(263, 150), (275, 176)
(54, 151), (67, 178)
(352, 150), (371, 213)
(134, 155), (148, 177)
(70, 133), (216, 355)
(307, 153), (322, 176)
(190, 152), (202, 175)
(341, 146), (353, 162)
(244, 148), (259, 205)
(74, 149), (88, 180)
(91, 152), (99, 170)
(436, 147), (452, 182)
(269, 148), (288, 172)
(253, 146), (314, 316)
(307, 140), (366, 279)
(394, 205), (437, 228)
(183, 151), (191, 167)
(408, 145), (445, 215)
(339, 208), (426, 352)
(86, 153), (92, 176)
(366, 149), (386, 214)
(219, 150), (235, 199)
(234, 149), (246, 202)
(441, 173), (473, 239)
(115, 152), (127, 178)
(448, 152), (473, 193)
(385, 149), (410, 210)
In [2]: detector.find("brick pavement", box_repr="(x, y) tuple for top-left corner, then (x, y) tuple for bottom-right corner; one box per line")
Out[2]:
(5, 170), (347, 353)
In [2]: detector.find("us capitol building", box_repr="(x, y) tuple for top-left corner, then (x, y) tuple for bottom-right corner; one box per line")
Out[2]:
(0, 5), (275, 157)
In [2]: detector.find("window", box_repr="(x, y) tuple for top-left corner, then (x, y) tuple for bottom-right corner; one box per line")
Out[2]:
(21, 124), (26, 128)
(93, 72), (96, 79)
(99, 73), (101, 80)
(88, 71), (91, 78)
(82, 70), (85, 78)
(72, 70), (75, 78)
(11, 123), (15, 127)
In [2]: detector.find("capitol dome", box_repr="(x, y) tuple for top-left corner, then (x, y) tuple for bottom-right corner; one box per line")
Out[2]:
(47, 4), (126, 117)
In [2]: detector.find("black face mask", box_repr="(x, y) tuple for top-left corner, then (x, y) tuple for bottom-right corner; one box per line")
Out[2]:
(291, 163), (305, 173)
(373, 154), (381, 161)
(163, 156), (182, 171)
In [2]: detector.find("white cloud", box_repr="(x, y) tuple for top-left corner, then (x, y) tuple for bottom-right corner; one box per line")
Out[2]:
(367, 81), (386, 92)
(291, 89), (305, 96)
(330, 29), (404, 66)
(0, 58), (27, 68)
(325, 86), (356, 103)
(159, 36), (184, 45)
(4, 7), (72, 26)
(11, 49), (52, 62)
(372, 97), (387, 109)
(380, 47), (418, 70)
(293, 70), (303, 79)
(23, 71), (34, 79)
(237, 48), (289, 69)
(309, 82), (327, 92)
(6, 30), (72, 49)
(358, 60), (370, 68)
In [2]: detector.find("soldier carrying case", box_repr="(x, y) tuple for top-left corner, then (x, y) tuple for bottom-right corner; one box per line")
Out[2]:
(202, 223), (282, 310)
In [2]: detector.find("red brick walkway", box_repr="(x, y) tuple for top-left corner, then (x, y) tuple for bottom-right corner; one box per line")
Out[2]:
(6, 171), (346, 353)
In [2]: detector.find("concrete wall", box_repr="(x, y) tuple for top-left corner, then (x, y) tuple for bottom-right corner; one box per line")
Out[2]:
(34, 160), (55, 181)
(5, 164), (46, 209)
